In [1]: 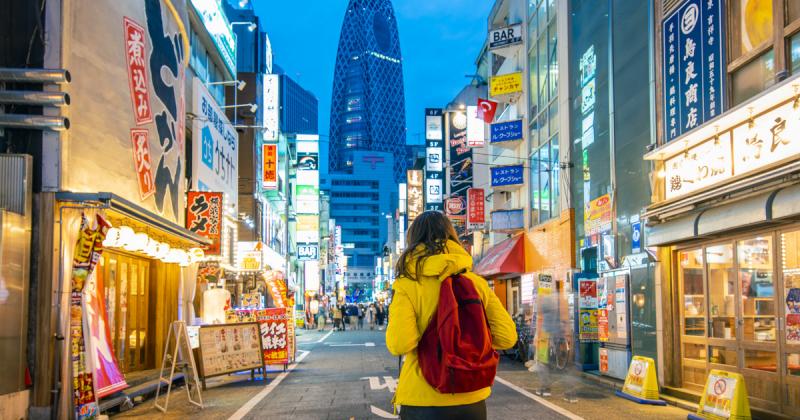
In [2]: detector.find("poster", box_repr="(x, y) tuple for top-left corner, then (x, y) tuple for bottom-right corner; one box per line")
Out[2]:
(787, 288), (800, 343)
(70, 214), (111, 420)
(198, 323), (262, 377)
(256, 308), (289, 365)
(597, 309), (609, 342)
(579, 279), (598, 309)
(186, 191), (223, 255)
(584, 194), (612, 235)
(579, 309), (598, 342)
(599, 347), (609, 373)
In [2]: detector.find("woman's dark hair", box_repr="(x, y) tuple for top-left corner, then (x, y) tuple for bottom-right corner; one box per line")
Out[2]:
(395, 211), (460, 281)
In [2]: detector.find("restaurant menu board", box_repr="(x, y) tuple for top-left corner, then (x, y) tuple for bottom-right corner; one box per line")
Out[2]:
(198, 323), (263, 378)
(256, 308), (290, 365)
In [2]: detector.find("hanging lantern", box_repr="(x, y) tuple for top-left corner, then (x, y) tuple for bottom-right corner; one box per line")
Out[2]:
(118, 226), (135, 248)
(124, 232), (149, 252)
(143, 238), (159, 257)
(154, 242), (170, 260)
(188, 247), (205, 262)
(103, 227), (121, 248)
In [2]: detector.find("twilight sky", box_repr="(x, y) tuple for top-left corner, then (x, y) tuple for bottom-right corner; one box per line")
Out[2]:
(255, 0), (492, 155)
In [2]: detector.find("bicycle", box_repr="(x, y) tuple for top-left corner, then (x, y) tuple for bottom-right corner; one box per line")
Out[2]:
(513, 315), (533, 363)
(548, 334), (571, 371)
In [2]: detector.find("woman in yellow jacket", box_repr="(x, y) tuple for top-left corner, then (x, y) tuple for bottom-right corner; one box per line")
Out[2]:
(386, 211), (517, 420)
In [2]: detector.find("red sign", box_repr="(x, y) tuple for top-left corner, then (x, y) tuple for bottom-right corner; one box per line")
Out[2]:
(129, 129), (155, 200)
(467, 188), (485, 229)
(186, 191), (223, 255)
(262, 144), (278, 190)
(123, 17), (152, 125)
(598, 309), (609, 341)
(256, 308), (289, 365)
(446, 197), (466, 215)
(477, 98), (498, 123)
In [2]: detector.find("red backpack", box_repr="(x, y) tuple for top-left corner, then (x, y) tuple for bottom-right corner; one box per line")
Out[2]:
(417, 272), (499, 393)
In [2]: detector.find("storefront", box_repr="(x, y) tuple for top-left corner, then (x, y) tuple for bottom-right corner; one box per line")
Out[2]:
(646, 77), (800, 417)
(474, 233), (530, 313)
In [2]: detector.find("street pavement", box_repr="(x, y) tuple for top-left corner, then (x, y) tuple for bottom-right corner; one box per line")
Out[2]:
(113, 328), (691, 419)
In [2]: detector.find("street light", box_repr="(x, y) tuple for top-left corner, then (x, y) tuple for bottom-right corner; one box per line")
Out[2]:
(207, 79), (246, 91)
(231, 21), (257, 32)
(222, 103), (258, 113)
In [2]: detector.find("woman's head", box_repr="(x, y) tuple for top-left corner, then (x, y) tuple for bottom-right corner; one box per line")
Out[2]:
(395, 211), (459, 280)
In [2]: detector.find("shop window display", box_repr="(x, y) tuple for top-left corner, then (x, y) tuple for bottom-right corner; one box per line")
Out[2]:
(738, 237), (776, 343)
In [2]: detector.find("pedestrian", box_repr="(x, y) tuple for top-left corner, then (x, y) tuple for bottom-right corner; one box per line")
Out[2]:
(317, 305), (327, 331)
(348, 304), (358, 329)
(386, 211), (516, 420)
(376, 303), (385, 330)
(367, 303), (377, 330)
(333, 304), (343, 331)
(357, 304), (365, 330)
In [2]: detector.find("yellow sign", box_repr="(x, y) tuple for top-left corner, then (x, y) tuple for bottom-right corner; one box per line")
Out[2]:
(693, 369), (751, 420)
(490, 72), (523, 97)
(617, 356), (663, 404)
(584, 193), (612, 235)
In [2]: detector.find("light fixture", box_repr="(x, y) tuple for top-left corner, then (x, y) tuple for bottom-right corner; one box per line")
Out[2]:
(221, 103), (258, 113)
(189, 247), (205, 262)
(237, 80), (246, 91)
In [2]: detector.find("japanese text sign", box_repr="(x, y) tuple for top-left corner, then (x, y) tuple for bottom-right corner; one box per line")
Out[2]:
(467, 188), (485, 230)
(490, 72), (523, 97)
(123, 17), (152, 125)
(262, 144), (278, 190)
(407, 170), (423, 224)
(584, 194), (612, 235)
(696, 370), (750, 419)
(256, 308), (289, 365)
(490, 119), (523, 143)
(129, 129), (155, 200)
(491, 165), (524, 187)
(662, 0), (725, 142)
(186, 191), (223, 255)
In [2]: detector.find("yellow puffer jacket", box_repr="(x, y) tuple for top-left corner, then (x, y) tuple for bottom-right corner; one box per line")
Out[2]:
(386, 240), (517, 407)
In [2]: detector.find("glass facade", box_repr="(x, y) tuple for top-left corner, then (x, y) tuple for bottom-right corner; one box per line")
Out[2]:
(189, 26), (226, 106)
(329, 0), (407, 183)
(528, 0), (559, 226)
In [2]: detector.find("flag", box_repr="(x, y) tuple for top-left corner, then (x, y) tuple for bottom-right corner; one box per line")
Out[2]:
(477, 98), (498, 123)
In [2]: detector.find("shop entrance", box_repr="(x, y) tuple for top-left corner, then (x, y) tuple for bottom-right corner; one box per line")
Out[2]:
(97, 250), (152, 373)
(675, 227), (800, 416)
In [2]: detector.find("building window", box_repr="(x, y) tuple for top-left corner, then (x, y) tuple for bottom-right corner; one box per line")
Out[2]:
(731, 50), (775, 106)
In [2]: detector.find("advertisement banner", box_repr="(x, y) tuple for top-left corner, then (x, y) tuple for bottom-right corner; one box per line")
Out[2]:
(186, 191), (223, 255)
(598, 309), (609, 342)
(466, 106), (485, 147)
(191, 77), (238, 213)
(448, 111), (471, 235)
(662, 0), (725, 142)
(256, 308), (289, 365)
(263, 74), (279, 141)
(488, 23), (523, 49)
(129, 129), (155, 200)
(489, 72), (523, 97)
(467, 188), (485, 230)
(262, 144), (278, 190)
(123, 17), (153, 125)
(584, 194), (613, 236)
(579, 309), (598, 342)
(265, 271), (286, 308)
(490, 119), (524, 143)
(296, 215), (319, 244)
(787, 288), (800, 343)
(84, 264), (128, 398)
(407, 170), (424, 224)
(490, 165), (524, 187)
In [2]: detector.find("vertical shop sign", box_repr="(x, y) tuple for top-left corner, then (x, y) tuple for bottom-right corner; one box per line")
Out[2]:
(448, 111), (471, 235)
(467, 188), (485, 230)
(425, 108), (444, 211)
(71, 214), (111, 420)
(597, 277), (609, 342)
(584, 194), (612, 235)
(256, 308), (289, 365)
(407, 170), (424, 224)
(579, 279), (598, 342)
(262, 144), (278, 190)
(662, 0), (725, 142)
(186, 191), (223, 255)
(129, 129), (155, 200)
(123, 17), (152, 125)
(262, 74), (279, 141)
(466, 106), (485, 147)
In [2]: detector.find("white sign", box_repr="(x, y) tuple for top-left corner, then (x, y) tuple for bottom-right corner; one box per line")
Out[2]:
(703, 373), (737, 418)
(425, 114), (443, 140)
(263, 74), (279, 141)
(466, 105), (485, 147)
(664, 95), (800, 200)
(488, 24), (523, 49)
(304, 260), (320, 292)
(191, 77), (238, 213)
(298, 243), (319, 261)
(425, 178), (443, 204)
(426, 147), (443, 172)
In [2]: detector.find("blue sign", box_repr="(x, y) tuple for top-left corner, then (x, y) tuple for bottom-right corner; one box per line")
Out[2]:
(490, 119), (524, 143)
(631, 221), (642, 253)
(491, 165), (524, 187)
(662, 0), (725, 143)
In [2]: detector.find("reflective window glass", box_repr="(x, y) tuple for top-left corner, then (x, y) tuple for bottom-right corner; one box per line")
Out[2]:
(679, 249), (705, 336)
(707, 244), (736, 339)
(738, 236), (776, 343)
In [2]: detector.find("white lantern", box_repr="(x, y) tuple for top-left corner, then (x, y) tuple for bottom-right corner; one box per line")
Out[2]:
(143, 238), (159, 257)
(103, 227), (121, 248)
(154, 242), (170, 260)
(118, 226), (135, 248)
(179, 251), (191, 267)
(188, 247), (205, 263)
(124, 232), (149, 252)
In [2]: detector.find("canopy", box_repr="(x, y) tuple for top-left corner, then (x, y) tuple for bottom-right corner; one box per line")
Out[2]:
(473, 233), (526, 277)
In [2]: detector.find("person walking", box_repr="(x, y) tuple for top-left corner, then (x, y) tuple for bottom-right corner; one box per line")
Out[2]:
(386, 211), (517, 420)
(367, 303), (377, 330)
(376, 303), (386, 330)
(317, 304), (327, 331)
(357, 304), (365, 330)
(348, 304), (359, 329)
(332, 304), (343, 331)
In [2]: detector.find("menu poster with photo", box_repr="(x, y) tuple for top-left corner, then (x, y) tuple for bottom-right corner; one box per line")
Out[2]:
(198, 323), (263, 377)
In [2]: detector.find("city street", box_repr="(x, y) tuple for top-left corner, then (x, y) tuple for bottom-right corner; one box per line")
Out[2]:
(114, 328), (691, 420)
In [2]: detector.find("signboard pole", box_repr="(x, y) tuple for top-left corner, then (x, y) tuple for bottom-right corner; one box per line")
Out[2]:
(154, 321), (204, 412)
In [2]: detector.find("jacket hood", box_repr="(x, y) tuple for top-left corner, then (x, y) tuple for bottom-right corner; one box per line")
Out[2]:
(403, 240), (473, 281)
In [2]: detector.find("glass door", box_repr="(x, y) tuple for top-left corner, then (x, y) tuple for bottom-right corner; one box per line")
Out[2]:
(706, 244), (738, 369)
(779, 229), (800, 416)
(678, 248), (707, 391)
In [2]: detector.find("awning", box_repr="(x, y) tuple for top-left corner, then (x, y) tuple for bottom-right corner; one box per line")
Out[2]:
(473, 233), (526, 277)
(770, 183), (800, 220)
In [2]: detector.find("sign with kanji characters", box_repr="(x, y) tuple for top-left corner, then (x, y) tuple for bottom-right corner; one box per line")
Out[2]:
(197, 323), (263, 378)
(662, 0), (725, 142)
(123, 17), (152, 125)
(256, 308), (289, 365)
(467, 188), (485, 230)
(263, 74), (279, 141)
(490, 119), (523, 144)
(186, 191), (223, 255)
(489, 72), (523, 97)
(262, 144), (278, 190)
(490, 165), (524, 187)
(129, 129), (155, 200)
(584, 194), (612, 236)
(407, 170), (424, 224)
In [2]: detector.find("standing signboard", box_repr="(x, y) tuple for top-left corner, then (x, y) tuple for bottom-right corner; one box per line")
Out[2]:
(196, 322), (265, 387)
(186, 191), (223, 255)
(662, 0), (725, 142)
(256, 308), (289, 365)
(425, 108), (444, 211)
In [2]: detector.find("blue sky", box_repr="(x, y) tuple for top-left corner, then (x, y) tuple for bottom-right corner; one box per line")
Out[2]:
(256, 0), (492, 151)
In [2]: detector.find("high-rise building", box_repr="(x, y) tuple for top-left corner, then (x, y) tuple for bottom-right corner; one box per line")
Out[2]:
(328, 0), (407, 182)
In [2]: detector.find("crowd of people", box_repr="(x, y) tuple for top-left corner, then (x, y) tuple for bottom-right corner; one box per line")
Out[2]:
(306, 301), (388, 332)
